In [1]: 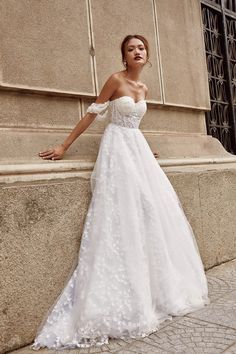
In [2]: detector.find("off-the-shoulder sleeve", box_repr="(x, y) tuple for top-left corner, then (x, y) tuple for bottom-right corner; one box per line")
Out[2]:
(86, 101), (110, 121)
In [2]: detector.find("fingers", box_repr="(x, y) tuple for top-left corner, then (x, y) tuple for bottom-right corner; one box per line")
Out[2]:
(43, 153), (55, 159)
(52, 155), (62, 160)
(38, 149), (56, 160)
(38, 148), (64, 161)
(38, 149), (54, 157)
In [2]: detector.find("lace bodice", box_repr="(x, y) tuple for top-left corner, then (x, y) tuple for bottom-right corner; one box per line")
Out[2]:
(86, 96), (147, 129)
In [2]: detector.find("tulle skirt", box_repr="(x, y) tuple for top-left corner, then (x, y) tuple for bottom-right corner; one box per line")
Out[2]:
(31, 122), (210, 350)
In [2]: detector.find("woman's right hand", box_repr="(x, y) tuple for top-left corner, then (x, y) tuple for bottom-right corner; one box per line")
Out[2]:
(38, 144), (67, 160)
(153, 151), (160, 158)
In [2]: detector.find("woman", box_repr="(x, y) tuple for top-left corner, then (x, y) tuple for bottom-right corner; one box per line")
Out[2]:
(31, 34), (210, 350)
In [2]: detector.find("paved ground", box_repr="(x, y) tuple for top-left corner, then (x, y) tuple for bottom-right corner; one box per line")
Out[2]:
(9, 258), (236, 354)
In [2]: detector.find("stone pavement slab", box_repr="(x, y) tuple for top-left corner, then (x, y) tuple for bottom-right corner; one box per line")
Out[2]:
(206, 274), (236, 302)
(223, 342), (236, 353)
(8, 259), (236, 354)
(187, 289), (236, 329)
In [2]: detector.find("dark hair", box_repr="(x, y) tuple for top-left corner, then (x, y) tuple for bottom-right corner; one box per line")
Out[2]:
(120, 34), (152, 68)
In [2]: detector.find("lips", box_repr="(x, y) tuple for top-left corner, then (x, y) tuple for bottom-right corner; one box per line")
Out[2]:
(135, 56), (142, 60)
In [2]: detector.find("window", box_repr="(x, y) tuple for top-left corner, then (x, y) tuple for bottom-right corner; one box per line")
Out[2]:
(201, 0), (236, 154)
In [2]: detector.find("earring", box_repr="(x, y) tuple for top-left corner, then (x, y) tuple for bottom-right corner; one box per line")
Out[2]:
(123, 60), (127, 67)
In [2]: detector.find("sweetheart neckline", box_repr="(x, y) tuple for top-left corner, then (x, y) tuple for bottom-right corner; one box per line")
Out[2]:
(110, 95), (146, 104)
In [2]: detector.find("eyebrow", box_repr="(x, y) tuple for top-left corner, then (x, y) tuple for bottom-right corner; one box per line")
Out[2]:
(127, 44), (144, 48)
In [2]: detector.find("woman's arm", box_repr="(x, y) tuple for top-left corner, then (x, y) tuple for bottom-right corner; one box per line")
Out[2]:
(38, 74), (119, 160)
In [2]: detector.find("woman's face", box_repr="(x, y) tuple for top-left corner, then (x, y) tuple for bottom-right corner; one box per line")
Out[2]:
(124, 38), (147, 68)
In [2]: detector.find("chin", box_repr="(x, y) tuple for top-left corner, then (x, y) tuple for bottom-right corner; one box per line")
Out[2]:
(133, 61), (144, 66)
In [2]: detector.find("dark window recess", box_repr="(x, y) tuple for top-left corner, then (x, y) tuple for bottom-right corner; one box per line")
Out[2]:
(201, 0), (236, 154)
(224, 0), (236, 12)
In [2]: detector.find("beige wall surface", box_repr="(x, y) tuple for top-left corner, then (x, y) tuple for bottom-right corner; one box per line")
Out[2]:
(0, 177), (91, 353)
(0, 0), (210, 108)
(0, 91), (81, 128)
(0, 0), (95, 94)
(155, 0), (210, 109)
(0, 0), (216, 162)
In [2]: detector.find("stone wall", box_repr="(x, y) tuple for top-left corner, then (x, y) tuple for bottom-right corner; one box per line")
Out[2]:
(0, 0), (224, 161)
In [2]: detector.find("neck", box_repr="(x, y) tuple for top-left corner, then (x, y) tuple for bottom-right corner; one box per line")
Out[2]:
(125, 66), (143, 82)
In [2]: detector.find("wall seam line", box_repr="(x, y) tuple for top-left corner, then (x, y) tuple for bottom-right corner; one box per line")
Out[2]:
(152, 0), (165, 103)
(86, 0), (98, 96)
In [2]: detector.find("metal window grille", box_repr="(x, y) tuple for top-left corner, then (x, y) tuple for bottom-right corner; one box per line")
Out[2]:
(201, 0), (236, 154)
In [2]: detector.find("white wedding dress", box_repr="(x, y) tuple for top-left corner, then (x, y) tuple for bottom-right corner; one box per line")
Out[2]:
(31, 96), (210, 350)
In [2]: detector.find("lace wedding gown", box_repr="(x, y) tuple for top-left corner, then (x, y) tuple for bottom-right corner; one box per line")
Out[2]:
(31, 96), (210, 350)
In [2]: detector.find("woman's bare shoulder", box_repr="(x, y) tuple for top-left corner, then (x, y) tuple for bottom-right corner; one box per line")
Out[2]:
(108, 70), (126, 82)
(95, 72), (123, 103)
(102, 71), (125, 89)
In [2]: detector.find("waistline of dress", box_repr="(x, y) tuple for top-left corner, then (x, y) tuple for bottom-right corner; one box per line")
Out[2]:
(108, 122), (140, 130)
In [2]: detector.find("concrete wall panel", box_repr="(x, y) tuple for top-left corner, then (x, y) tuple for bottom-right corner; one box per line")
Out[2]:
(0, 178), (91, 353)
(0, 91), (81, 128)
(155, 0), (210, 109)
(140, 106), (207, 134)
(0, 0), (95, 94)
